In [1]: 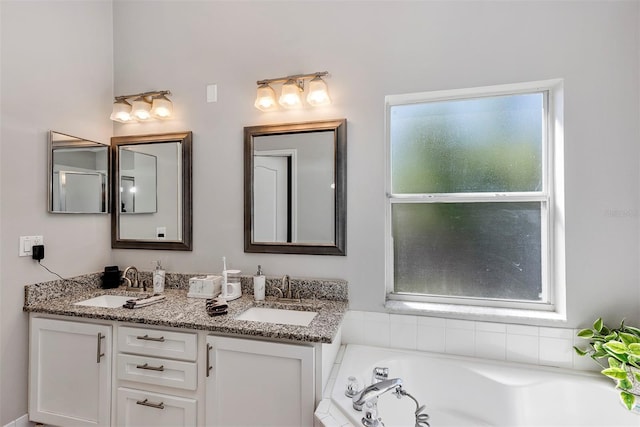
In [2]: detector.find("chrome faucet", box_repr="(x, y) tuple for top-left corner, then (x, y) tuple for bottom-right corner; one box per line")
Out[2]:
(282, 275), (291, 298)
(274, 275), (300, 301)
(123, 266), (145, 291)
(352, 378), (403, 427)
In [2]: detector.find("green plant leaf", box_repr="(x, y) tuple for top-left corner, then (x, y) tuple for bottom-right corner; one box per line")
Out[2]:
(620, 333), (640, 346)
(573, 346), (588, 356)
(628, 343), (640, 355)
(618, 378), (633, 390)
(602, 367), (628, 380)
(593, 318), (603, 333)
(608, 357), (622, 368)
(603, 341), (628, 355)
(624, 325), (640, 337)
(620, 391), (635, 411)
(593, 343), (608, 359)
(577, 329), (594, 339)
(634, 371), (640, 382)
(604, 332), (618, 341)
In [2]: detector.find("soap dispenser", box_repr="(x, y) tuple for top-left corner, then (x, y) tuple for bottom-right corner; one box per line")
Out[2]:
(153, 260), (165, 294)
(253, 265), (265, 301)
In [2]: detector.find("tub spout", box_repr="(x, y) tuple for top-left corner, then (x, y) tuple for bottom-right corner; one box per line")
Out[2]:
(352, 378), (403, 411)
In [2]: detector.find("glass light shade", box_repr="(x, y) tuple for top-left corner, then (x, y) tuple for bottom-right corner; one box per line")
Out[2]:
(279, 79), (302, 108)
(306, 76), (331, 106)
(131, 96), (152, 120)
(254, 84), (277, 111)
(151, 94), (173, 119)
(110, 100), (133, 123)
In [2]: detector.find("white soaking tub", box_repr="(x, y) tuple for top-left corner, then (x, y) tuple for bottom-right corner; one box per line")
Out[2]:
(324, 344), (639, 427)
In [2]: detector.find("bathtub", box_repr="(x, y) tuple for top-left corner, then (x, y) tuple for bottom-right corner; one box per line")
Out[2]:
(323, 344), (639, 427)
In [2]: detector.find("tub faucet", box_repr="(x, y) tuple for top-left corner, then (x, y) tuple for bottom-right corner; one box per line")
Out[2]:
(352, 378), (403, 427)
(352, 377), (403, 411)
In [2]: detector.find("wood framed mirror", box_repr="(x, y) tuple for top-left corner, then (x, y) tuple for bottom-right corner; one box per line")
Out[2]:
(111, 131), (192, 250)
(244, 119), (346, 255)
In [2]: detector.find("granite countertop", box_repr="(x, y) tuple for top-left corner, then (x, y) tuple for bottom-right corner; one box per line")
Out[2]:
(23, 273), (348, 344)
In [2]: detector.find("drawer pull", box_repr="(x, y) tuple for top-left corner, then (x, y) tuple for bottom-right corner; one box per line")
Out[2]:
(136, 399), (165, 410)
(136, 334), (165, 342)
(96, 332), (105, 363)
(206, 343), (213, 377)
(136, 363), (165, 372)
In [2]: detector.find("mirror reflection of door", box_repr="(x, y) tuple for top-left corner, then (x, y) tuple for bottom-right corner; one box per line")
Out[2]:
(55, 171), (105, 212)
(253, 150), (297, 242)
(120, 176), (135, 213)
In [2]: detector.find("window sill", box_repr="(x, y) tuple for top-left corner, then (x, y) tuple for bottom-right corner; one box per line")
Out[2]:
(385, 299), (567, 325)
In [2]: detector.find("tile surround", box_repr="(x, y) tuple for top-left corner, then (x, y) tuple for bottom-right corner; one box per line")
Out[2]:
(342, 310), (595, 371)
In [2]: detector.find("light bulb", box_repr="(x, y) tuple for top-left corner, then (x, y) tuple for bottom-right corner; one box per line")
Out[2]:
(279, 79), (302, 109)
(254, 83), (277, 111)
(151, 94), (173, 119)
(131, 96), (152, 120)
(110, 99), (133, 123)
(306, 76), (331, 107)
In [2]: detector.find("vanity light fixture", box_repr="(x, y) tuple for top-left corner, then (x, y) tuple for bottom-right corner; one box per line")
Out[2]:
(110, 90), (173, 123)
(254, 71), (331, 111)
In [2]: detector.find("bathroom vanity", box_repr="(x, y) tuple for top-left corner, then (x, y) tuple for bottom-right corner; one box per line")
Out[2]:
(24, 274), (347, 427)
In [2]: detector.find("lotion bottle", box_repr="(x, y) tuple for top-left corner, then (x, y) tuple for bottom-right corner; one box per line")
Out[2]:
(153, 260), (165, 294)
(253, 265), (265, 301)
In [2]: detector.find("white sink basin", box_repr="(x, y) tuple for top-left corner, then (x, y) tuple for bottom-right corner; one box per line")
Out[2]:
(236, 307), (317, 326)
(74, 295), (132, 308)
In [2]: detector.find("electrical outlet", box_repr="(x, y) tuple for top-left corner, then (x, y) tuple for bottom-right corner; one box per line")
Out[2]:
(19, 235), (44, 257)
(156, 227), (166, 240)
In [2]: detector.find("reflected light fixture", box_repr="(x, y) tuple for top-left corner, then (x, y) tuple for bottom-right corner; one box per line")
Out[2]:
(254, 71), (331, 111)
(110, 90), (173, 123)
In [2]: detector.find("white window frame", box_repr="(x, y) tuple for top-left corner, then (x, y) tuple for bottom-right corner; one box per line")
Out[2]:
(384, 79), (566, 321)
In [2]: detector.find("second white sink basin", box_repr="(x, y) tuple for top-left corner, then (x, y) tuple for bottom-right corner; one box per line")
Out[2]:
(74, 295), (132, 308)
(236, 307), (317, 326)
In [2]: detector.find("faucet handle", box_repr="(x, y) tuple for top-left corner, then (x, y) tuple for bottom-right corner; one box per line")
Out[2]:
(345, 376), (360, 398)
(372, 367), (389, 383)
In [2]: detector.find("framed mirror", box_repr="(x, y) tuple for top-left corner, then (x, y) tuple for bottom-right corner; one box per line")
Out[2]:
(48, 131), (109, 213)
(244, 119), (346, 255)
(111, 132), (192, 250)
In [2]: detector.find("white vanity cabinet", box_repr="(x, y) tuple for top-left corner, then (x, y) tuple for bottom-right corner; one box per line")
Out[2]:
(29, 317), (112, 427)
(115, 325), (198, 427)
(29, 314), (341, 427)
(205, 335), (316, 427)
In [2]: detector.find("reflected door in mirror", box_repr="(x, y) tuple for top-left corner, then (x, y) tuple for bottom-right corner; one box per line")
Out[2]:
(244, 119), (346, 255)
(111, 132), (192, 251)
(49, 131), (109, 213)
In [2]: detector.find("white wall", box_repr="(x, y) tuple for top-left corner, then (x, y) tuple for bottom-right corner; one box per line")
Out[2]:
(0, 1), (113, 423)
(111, 0), (640, 325)
(1, 0), (639, 424)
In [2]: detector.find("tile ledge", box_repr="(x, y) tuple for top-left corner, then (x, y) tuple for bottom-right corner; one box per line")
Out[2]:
(385, 300), (567, 325)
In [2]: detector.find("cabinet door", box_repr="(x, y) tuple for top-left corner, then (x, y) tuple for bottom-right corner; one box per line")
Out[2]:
(29, 317), (111, 427)
(117, 387), (197, 427)
(205, 336), (315, 427)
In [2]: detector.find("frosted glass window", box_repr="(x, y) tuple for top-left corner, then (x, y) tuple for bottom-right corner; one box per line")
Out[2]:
(390, 93), (543, 194)
(392, 203), (542, 300)
(387, 84), (555, 308)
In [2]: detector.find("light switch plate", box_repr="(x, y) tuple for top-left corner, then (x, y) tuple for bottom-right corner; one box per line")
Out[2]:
(19, 235), (44, 257)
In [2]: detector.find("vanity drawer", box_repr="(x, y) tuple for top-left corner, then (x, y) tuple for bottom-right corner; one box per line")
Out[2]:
(118, 326), (197, 361)
(117, 387), (197, 427)
(117, 354), (197, 390)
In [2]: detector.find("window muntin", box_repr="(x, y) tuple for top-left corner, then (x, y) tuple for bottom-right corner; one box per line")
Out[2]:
(387, 84), (553, 310)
